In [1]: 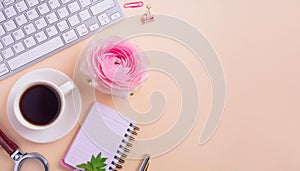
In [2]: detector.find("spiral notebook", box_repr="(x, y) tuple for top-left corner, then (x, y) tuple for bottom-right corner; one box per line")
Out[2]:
(61, 102), (139, 171)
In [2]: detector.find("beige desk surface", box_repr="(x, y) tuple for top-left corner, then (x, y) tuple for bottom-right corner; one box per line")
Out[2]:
(1, 0), (300, 170)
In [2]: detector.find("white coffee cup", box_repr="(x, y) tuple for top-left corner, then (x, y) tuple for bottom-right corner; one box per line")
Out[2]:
(13, 80), (74, 130)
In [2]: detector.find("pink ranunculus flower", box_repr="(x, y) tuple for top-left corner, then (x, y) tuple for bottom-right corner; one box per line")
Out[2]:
(81, 37), (148, 97)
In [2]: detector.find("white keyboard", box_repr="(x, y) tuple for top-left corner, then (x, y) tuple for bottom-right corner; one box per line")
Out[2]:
(0, 0), (124, 80)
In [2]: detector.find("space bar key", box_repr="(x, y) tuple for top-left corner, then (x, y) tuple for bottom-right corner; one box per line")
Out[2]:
(8, 37), (64, 70)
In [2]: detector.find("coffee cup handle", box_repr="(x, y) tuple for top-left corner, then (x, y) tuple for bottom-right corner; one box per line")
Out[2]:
(59, 81), (74, 96)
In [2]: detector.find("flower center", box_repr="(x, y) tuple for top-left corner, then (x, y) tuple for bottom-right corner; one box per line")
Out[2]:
(114, 58), (121, 65)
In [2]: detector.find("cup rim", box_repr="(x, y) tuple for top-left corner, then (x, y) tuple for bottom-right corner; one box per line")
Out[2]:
(13, 80), (66, 130)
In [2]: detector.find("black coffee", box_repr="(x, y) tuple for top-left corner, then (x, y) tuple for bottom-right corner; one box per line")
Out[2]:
(19, 84), (61, 126)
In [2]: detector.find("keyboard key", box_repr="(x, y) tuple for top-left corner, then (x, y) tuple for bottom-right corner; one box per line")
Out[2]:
(26, 9), (39, 20)
(13, 29), (26, 40)
(35, 31), (47, 42)
(57, 7), (69, 19)
(62, 29), (78, 43)
(79, 9), (91, 21)
(4, 20), (17, 31)
(57, 20), (69, 32)
(46, 12), (58, 24)
(2, 47), (14, 59)
(100, 18), (110, 26)
(89, 23), (99, 31)
(48, 0), (61, 10)
(111, 12), (121, 21)
(4, 6), (17, 18)
(25, 0), (39, 7)
(79, 0), (91, 8)
(0, 63), (9, 77)
(37, 3), (50, 15)
(61, 0), (71, 4)
(24, 36), (36, 48)
(0, 42), (3, 49)
(8, 37), (64, 70)
(76, 24), (88, 37)
(13, 42), (25, 53)
(68, 15), (80, 26)
(68, 2), (80, 13)
(0, 26), (5, 36)
(3, 0), (15, 6)
(46, 26), (58, 37)
(0, 11), (6, 22)
(2, 35), (14, 46)
(35, 18), (47, 29)
(15, 1), (28, 12)
(15, 14), (28, 26)
(98, 14), (110, 26)
(98, 13), (108, 20)
(24, 23), (36, 35)
(90, 0), (115, 15)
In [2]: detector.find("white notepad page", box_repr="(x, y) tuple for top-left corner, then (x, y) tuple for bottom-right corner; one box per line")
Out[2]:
(63, 102), (136, 170)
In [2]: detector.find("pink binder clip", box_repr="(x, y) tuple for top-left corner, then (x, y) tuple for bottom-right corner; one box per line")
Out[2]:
(142, 4), (154, 24)
(123, 1), (144, 8)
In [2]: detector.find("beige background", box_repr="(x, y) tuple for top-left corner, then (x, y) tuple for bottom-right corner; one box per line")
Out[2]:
(1, 0), (300, 170)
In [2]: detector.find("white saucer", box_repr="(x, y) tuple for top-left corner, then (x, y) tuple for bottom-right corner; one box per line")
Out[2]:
(7, 68), (82, 143)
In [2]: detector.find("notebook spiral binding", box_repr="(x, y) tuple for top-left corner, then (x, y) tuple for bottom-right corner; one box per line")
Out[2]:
(108, 123), (139, 171)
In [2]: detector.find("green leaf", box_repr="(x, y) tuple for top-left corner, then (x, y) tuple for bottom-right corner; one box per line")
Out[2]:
(94, 163), (106, 168)
(87, 166), (93, 171)
(77, 163), (87, 169)
(91, 155), (96, 165)
(96, 153), (102, 159)
(86, 162), (93, 170)
(99, 158), (107, 163)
